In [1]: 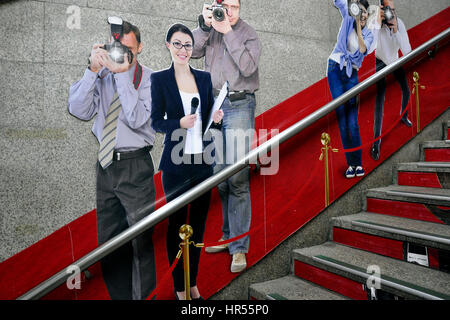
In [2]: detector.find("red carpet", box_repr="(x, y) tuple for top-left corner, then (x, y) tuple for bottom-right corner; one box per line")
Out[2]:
(1, 8), (449, 300)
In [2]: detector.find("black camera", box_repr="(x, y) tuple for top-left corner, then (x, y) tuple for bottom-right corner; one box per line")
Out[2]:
(348, 0), (362, 18)
(103, 16), (133, 64)
(208, 0), (227, 22)
(380, 0), (395, 25)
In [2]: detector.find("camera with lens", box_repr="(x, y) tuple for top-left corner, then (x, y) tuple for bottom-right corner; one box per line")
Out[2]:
(208, 0), (227, 22)
(380, 0), (395, 25)
(102, 16), (133, 64)
(348, 0), (362, 19)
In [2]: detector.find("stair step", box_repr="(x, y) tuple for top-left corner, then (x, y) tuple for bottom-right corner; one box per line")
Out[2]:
(367, 185), (450, 206)
(397, 162), (450, 172)
(396, 162), (450, 188)
(366, 185), (450, 224)
(331, 212), (450, 252)
(249, 275), (348, 300)
(421, 141), (450, 162)
(293, 242), (450, 300)
(333, 212), (450, 248)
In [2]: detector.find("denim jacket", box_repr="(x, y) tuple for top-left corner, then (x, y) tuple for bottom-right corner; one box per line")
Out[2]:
(331, 0), (374, 77)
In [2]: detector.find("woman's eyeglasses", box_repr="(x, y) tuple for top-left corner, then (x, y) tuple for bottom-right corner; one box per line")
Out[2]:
(171, 41), (193, 51)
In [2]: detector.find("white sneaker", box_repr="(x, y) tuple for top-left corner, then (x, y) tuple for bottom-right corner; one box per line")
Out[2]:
(355, 166), (365, 177)
(205, 238), (228, 253)
(230, 253), (247, 273)
(345, 166), (356, 178)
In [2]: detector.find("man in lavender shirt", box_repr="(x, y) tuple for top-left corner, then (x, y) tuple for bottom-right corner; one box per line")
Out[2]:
(68, 21), (156, 300)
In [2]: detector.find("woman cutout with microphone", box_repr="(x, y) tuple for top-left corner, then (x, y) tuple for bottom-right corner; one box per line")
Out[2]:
(151, 23), (224, 300)
(327, 0), (374, 178)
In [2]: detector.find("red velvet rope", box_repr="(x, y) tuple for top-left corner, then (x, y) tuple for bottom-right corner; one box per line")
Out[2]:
(421, 82), (450, 92)
(203, 158), (323, 247)
(341, 78), (450, 153)
(342, 101), (411, 153)
(145, 252), (181, 300)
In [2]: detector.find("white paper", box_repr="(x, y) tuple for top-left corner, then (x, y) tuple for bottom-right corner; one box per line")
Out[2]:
(205, 81), (228, 134)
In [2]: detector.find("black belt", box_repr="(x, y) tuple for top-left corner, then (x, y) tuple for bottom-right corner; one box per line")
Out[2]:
(213, 89), (253, 102)
(113, 146), (152, 161)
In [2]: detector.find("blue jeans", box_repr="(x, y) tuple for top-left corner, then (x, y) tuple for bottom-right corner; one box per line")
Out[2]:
(327, 60), (362, 167)
(214, 94), (256, 254)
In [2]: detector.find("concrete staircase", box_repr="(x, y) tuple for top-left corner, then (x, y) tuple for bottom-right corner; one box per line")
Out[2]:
(249, 121), (450, 300)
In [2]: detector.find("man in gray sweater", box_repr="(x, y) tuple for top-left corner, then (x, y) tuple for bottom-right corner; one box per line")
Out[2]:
(192, 0), (261, 273)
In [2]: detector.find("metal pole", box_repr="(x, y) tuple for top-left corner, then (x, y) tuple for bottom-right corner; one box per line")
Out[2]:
(179, 225), (193, 300)
(320, 133), (331, 207)
(413, 71), (426, 133)
(17, 27), (450, 300)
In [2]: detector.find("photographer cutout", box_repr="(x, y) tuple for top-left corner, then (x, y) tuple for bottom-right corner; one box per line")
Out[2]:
(192, 0), (262, 274)
(327, 0), (374, 179)
(150, 23), (223, 300)
(68, 18), (157, 300)
(371, 0), (412, 161)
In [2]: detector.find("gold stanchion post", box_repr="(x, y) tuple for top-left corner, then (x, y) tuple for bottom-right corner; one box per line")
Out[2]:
(412, 72), (426, 133)
(179, 224), (193, 300)
(319, 133), (338, 207)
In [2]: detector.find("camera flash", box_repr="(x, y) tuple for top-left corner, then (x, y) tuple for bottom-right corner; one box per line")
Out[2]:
(109, 47), (122, 63)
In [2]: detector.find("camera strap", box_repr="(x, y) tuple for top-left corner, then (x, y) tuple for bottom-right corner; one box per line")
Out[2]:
(133, 62), (143, 90)
(97, 62), (143, 90)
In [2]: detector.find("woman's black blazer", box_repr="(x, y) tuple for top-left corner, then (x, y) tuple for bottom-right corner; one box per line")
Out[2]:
(150, 63), (217, 174)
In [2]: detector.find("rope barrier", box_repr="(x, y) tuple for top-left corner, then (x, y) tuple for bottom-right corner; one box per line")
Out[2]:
(145, 249), (182, 300)
(421, 82), (450, 92)
(202, 158), (323, 248)
(342, 101), (412, 153)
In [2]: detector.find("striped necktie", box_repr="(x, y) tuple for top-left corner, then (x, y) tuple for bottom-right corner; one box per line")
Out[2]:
(98, 92), (121, 169)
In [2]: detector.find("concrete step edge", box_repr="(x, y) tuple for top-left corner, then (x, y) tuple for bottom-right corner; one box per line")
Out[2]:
(350, 220), (450, 245)
(292, 242), (450, 300)
(396, 162), (450, 172)
(249, 275), (348, 300)
(421, 141), (450, 148)
(311, 255), (448, 300)
(331, 212), (450, 250)
(366, 185), (450, 206)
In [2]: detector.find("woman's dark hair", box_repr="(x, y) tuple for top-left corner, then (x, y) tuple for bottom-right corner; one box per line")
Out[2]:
(353, 0), (370, 30)
(359, 0), (369, 9)
(165, 23), (195, 46)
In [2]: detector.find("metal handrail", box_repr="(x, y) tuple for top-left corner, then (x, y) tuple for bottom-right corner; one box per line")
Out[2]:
(18, 27), (450, 300)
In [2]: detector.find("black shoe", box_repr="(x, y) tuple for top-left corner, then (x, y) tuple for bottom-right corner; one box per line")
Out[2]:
(401, 116), (412, 127)
(192, 296), (204, 300)
(371, 143), (380, 161)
